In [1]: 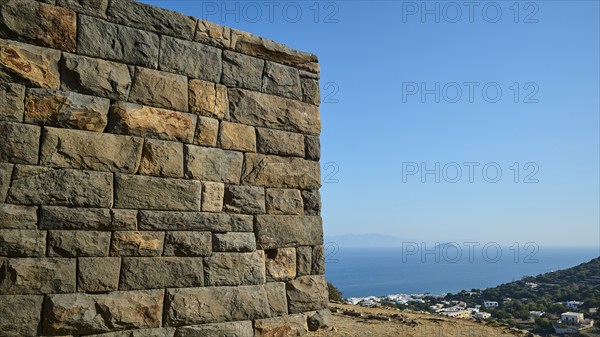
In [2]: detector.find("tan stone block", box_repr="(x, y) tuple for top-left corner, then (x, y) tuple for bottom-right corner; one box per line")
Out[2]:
(193, 116), (219, 147)
(265, 247), (297, 282)
(138, 139), (184, 178)
(219, 122), (256, 152)
(0, 38), (61, 88)
(201, 181), (224, 212)
(189, 79), (228, 119)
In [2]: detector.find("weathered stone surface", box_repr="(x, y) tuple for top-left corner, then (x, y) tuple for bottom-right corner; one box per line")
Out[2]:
(40, 127), (143, 173)
(120, 257), (204, 290)
(78, 15), (160, 68)
(222, 51), (264, 91)
(163, 231), (211, 257)
(301, 190), (321, 216)
(160, 36), (222, 82)
(296, 246), (312, 276)
(265, 247), (297, 282)
(111, 231), (165, 257)
(139, 211), (253, 232)
(262, 61), (302, 100)
(7, 169), (113, 207)
(129, 67), (188, 112)
(138, 139), (184, 178)
(107, 0), (195, 39)
(286, 275), (328, 313)
(108, 101), (197, 143)
(264, 282), (288, 317)
(0, 0), (76, 51)
(165, 285), (270, 326)
(0, 121), (40, 164)
(43, 290), (164, 335)
(229, 89), (321, 135)
(194, 19), (231, 49)
(0, 38), (61, 88)
(115, 174), (201, 211)
(189, 79), (228, 119)
(0, 82), (24, 121)
(0, 229), (46, 256)
(256, 128), (304, 157)
(266, 188), (304, 215)
(185, 145), (243, 184)
(307, 309), (332, 331)
(111, 209), (137, 230)
(231, 29), (319, 73)
(219, 122), (256, 152)
(301, 77), (320, 106)
(201, 181), (223, 212)
(204, 251), (265, 286)
(88, 327), (176, 337)
(193, 116), (218, 147)
(255, 215), (323, 249)
(304, 135), (320, 161)
(40, 206), (111, 229)
(60, 53), (132, 100)
(0, 257), (76, 294)
(48, 230), (111, 257)
(78, 257), (120, 293)
(175, 321), (253, 337)
(242, 154), (321, 189)
(0, 294), (44, 336)
(57, 0), (109, 18)
(254, 314), (308, 337)
(0, 163), (12, 202)
(0, 204), (37, 229)
(312, 245), (325, 275)
(24, 88), (110, 131)
(212, 232), (256, 252)
(224, 185), (265, 214)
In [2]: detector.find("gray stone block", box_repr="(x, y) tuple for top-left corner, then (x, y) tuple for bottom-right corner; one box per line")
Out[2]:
(77, 256), (120, 293)
(0, 204), (37, 229)
(139, 211), (253, 232)
(223, 185), (265, 214)
(0, 121), (41, 164)
(163, 231), (211, 257)
(222, 51), (264, 92)
(184, 145), (243, 184)
(0, 257), (76, 294)
(0, 82), (25, 122)
(0, 294), (44, 336)
(160, 36), (222, 82)
(204, 251), (265, 286)
(114, 174), (201, 211)
(47, 230), (111, 257)
(120, 257), (204, 290)
(255, 215), (323, 249)
(212, 232), (256, 252)
(0, 229), (46, 257)
(262, 61), (302, 100)
(285, 275), (328, 313)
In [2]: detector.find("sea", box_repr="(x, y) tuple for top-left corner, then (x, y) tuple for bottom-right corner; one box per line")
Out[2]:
(324, 245), (600, 298)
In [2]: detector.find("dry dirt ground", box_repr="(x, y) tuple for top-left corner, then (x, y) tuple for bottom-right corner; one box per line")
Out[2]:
(308, 304), (530, 337)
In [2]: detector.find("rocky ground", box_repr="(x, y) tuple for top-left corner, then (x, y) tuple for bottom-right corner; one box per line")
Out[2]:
(308, 304), (531, 337)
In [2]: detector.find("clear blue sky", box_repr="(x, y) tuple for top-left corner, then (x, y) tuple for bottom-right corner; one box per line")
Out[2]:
(143, 1), (599, 247)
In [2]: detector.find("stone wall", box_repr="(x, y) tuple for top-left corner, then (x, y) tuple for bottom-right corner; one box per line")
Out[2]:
(0, 0), (328, 336)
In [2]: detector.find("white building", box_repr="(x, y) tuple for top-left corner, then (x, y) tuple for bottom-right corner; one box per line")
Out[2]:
(473, 312), (491, 319)
(561, 312), (584, 324)
(554, 312), (595, 335)
(530, 311), (545, 318)
(483, 301), (499, 308)
(566, 301), (584, 310)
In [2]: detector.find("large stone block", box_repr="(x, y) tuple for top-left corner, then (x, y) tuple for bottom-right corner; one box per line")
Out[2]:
(242, 154), (321, 189)
(160, 36), (222, 82)
(7, 169), (113, 207)
(312, 245), (325, 275)
(40, 206), (112, 230)
(222, 51), (264, 91)
(255, 215), (323, 249)
(185, 145), (243, 184)
(77, 257), (120, 293)
(254, 314), (308, 337)
(110, 231), (165, 257)
(0, 204), (37, 229)
(174, 321), (253, 337)
(189, 79), (228, 119)
(194, 19), (231, 49)
(212, 232), (256, 252)
(43, 290), (164, 335)
(107, 0), (196, 39)
(60, 53), (132, 100)
(40, 127), (143, 173)
(0, 0), (76, 51)
(108, 101), (197, 143)
(0, 294), (44, 336)
(0, 229), (46, 257)
(193, 116), (219, 147)
(47, 230), (111, 257)
(24, 88), (110, 132)
(87, 327), (176, 337)
(285, 275), (328, 313)
(163, 231), (211, 257)
(138, 139), (184, 178)
(300, 77), (320, 106)
(0, 38), (61, 88)
(296, 246), (312, 277)
(129, 67), (188, 112)
(301, 190), (321, 216)
(115, 174), (201, 211)
(256, 128), (305, 157)
(165, 285), (270, 326)
(229, 89), (321, 135)
(307, 309), (332, 331)
(262, 61), (302, 100)
(120, 257), (204, 290)
(201, 181), (224, 212)
(219, 122), (256, 152)
(111, 209), (138, 230)
(304, 135), (320, 161)
(0, 82), (24, 122)
(78, 15), (160, 68)
(0, 257), (76, 294)
(0, 163), (12, 202)
(266, 188), (304, 215)
(57, 0), (109, 18)
(204, 251), (265, 286)
(264, 282), (288, 317)
(139, 211), (253, 232)
(223, 185), (265, 214)
(265, 247), (297, 282)
(0, 121), (40, 164)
